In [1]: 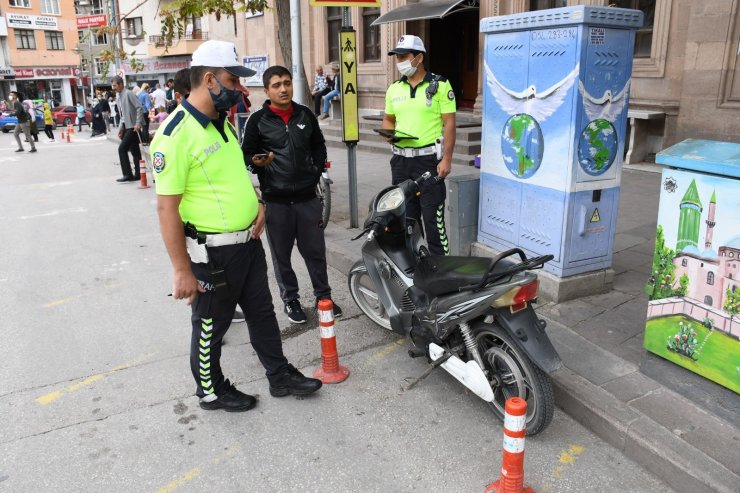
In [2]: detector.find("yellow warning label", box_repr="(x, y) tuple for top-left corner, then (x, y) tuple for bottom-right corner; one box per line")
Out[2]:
(590, 208), (601, 223)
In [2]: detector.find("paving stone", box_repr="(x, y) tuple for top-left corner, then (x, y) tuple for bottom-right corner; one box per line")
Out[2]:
(601, 370), (661, 403)
(612, 249), (653, 274)
(613, 233), (646, 253)
(611, 332), (649, 366)
(625, 238), (657, 257)
(613, 269), (652, 294)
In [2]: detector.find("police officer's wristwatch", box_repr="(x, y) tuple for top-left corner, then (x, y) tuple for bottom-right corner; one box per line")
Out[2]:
(258, 199), (266, 207)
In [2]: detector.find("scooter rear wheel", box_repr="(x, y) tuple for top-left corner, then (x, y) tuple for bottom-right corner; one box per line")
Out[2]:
(472, 322), (555, 436)
(348, 261), (392, 330)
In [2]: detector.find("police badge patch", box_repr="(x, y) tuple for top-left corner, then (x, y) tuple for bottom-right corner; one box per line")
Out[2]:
(153, 151), (166, 173)
(447, 90), (455, 100)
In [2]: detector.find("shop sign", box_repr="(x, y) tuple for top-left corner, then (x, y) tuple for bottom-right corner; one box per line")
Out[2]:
(15, 69), (35, 78)
(120, 57), (190, 74)
(77, 15), (107, 29)
(7, 13), (58, 31)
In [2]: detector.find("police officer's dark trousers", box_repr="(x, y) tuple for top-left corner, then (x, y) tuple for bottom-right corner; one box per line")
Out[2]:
(189, 239), (289, 398)
(391, 154), (449, 255)
(264, 198), (332, 303)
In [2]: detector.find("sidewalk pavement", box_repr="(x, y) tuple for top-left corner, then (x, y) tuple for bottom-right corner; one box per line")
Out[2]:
(119, 132), (738, 492)
(321, 147), (739, 493)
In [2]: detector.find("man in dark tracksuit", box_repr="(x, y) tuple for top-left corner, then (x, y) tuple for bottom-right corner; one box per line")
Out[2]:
(242, 65), (342, 325)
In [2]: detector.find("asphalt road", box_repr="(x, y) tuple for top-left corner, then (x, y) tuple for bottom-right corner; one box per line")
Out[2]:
(0, 133), (673, 492)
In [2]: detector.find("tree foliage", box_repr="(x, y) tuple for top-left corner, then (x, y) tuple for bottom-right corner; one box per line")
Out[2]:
(724, 287), (740, 316)
(646, 225), (687, 300)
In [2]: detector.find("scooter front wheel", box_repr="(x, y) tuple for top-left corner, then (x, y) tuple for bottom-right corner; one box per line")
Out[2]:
(348, 261), (392, 330)
(472, 323), (555, 436)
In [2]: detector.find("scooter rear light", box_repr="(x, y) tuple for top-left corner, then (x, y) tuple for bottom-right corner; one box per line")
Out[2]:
(325, 161), (331, 168)
(511, 280), (539, 312)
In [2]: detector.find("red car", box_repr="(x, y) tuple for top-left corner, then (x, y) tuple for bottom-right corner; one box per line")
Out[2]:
(50, 106), (92, 126)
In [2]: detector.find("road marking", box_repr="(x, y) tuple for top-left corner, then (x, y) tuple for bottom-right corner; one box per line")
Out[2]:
(20, 207), (87, 220)
(43, 282), (121, 308)
(155, 447), (239, 493)
(29, 180), (74, 190)
(35, 353), (155, 405)
(368, 338), (406, 363)
(541, 444), (586, 492)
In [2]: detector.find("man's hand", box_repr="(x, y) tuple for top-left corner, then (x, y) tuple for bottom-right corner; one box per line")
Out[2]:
(437, 157), (452, 179)
(118, 129), (124, 139)
(252, 152), (274, 167)
(172, 268), (205, 305)
(251, 202), (266, 239)
(134, 123), (141, 133)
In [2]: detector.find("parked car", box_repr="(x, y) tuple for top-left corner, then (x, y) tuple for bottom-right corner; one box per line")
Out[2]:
(50, 106), (92, 126)
(0, 108), (49, 133)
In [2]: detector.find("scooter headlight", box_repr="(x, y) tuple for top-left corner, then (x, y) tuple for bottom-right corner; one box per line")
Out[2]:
(376, 188), (405, 212)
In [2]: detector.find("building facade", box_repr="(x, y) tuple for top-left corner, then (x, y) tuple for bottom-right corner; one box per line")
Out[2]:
(0, 0), (80, 105)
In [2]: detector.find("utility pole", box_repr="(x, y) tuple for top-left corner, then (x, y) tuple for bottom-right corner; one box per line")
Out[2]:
(341, 7), (359, 227)
(290, 0), (306, 105)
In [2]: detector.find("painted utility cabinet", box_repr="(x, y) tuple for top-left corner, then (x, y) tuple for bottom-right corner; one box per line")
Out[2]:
(478, 7), (642, 276)
(644, 139), (740, 394)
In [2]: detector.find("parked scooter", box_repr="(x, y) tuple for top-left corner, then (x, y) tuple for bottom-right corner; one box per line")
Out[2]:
(348, 173), (562, 435)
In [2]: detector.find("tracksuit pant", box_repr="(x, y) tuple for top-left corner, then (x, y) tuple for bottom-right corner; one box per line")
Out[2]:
(14, 121), (35, 151)
(189, 240), (289, 398)
(264, 198), (332, 304)
(390, 154), (449, 256)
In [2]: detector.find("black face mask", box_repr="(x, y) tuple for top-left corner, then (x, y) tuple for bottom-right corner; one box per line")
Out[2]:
(209, 77), (242, 112)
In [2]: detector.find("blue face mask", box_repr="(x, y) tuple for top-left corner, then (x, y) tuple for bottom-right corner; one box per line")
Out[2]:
(209, 76), (242, 112)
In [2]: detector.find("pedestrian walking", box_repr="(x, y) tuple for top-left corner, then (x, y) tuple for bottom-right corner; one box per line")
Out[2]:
(10, 91), (36, 153)
(242, 65), (342, 324)
(90, 96), (107, 137)
(382, 35), (456, 256)
(76, 101), (89, 132)
(100, 93), (111, 132)
(43, 102), (55, 142)
(151, 40), (322, 411)
(137, 83), (152, 143)
(111, 75), (145, 182)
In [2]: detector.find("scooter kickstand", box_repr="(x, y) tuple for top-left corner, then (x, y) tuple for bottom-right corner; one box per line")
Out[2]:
(403, 352), (452, 392)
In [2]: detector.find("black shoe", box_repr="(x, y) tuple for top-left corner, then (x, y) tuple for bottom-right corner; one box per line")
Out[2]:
(130, 175), (140, 181)
(15, 148), (24, 152)
(232, 309), (245, 323)
(269, 365), (322, 397)
(199, 380), (257, 412)
(316, 297), (343, 318)
(29, 148), (37, 153)
(116, 176), (134, 183)
(284, 299), (307, 324)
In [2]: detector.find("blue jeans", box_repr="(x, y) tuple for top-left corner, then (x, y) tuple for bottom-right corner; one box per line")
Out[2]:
(322, 90), (340, 114)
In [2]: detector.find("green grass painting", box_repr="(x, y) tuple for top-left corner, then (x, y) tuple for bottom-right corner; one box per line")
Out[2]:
(644, 315), (740, 394)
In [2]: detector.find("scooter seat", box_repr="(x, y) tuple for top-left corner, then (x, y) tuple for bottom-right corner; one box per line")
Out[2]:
(414, 255), (496, 297)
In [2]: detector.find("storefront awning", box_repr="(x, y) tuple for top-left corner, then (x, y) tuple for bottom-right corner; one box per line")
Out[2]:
(372, 0), (478, 26)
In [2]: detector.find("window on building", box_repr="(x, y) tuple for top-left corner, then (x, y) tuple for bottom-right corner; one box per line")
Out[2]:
(125, 17), (144, 38)
(78, 30), (84, 42)
(42, 0), (60, 14)
(90, 0), (104, 15)
(681, 258), (688, 267)
(731, 252), (735, 258)
(45, 31), (65, 50)
(612, 0), (655, 58)
(362, 7), (380, 62)
(15, 30), (36, 50)
(707, 271), (715, 285)
(185, 16), (203, 39)
(327, 7), (342, 63)
(704, 296), (713, 306)
(529, 0), (567, 10)
(9, 0), (31, 7)
(94, 58), (106, 76)
(81, 58), (89, 73)
(92, 31), (108, 46)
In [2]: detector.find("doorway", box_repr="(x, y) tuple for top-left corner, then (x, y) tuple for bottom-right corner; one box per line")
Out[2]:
(428, 9), (480, 109)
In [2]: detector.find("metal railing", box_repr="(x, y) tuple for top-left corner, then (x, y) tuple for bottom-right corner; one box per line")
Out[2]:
(148, 31), (209, 47)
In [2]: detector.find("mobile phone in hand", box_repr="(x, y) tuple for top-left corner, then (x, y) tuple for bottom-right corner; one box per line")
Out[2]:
(253, 153), (269, 160)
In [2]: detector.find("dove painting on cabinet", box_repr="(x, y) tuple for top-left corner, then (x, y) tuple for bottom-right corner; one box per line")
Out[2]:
(478, 6), (644, 278)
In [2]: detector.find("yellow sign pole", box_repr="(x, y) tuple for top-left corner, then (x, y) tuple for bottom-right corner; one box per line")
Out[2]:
(339, 30), (359, 143)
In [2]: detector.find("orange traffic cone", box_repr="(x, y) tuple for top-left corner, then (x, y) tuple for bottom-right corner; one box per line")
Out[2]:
(485, 397), (534, 493)
(68, 124), (74, 136)
(313, 299), (349, 383)
(66, 130), (71, 143)
(60, 129), (65, 140)
(138, 160), (150, 189)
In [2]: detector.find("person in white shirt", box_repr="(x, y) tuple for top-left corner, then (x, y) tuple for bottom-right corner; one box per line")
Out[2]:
(152, 83), (168, 111)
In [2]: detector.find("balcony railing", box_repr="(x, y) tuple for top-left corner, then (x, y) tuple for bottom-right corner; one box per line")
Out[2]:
(149, 31), (209, 48)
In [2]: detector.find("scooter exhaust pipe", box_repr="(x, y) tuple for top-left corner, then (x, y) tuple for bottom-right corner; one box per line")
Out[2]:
(428, 343), (494, 402)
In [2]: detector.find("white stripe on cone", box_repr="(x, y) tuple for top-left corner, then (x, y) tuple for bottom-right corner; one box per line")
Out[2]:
(504, 413), (526, 432)
(502, 435), (525, 454)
